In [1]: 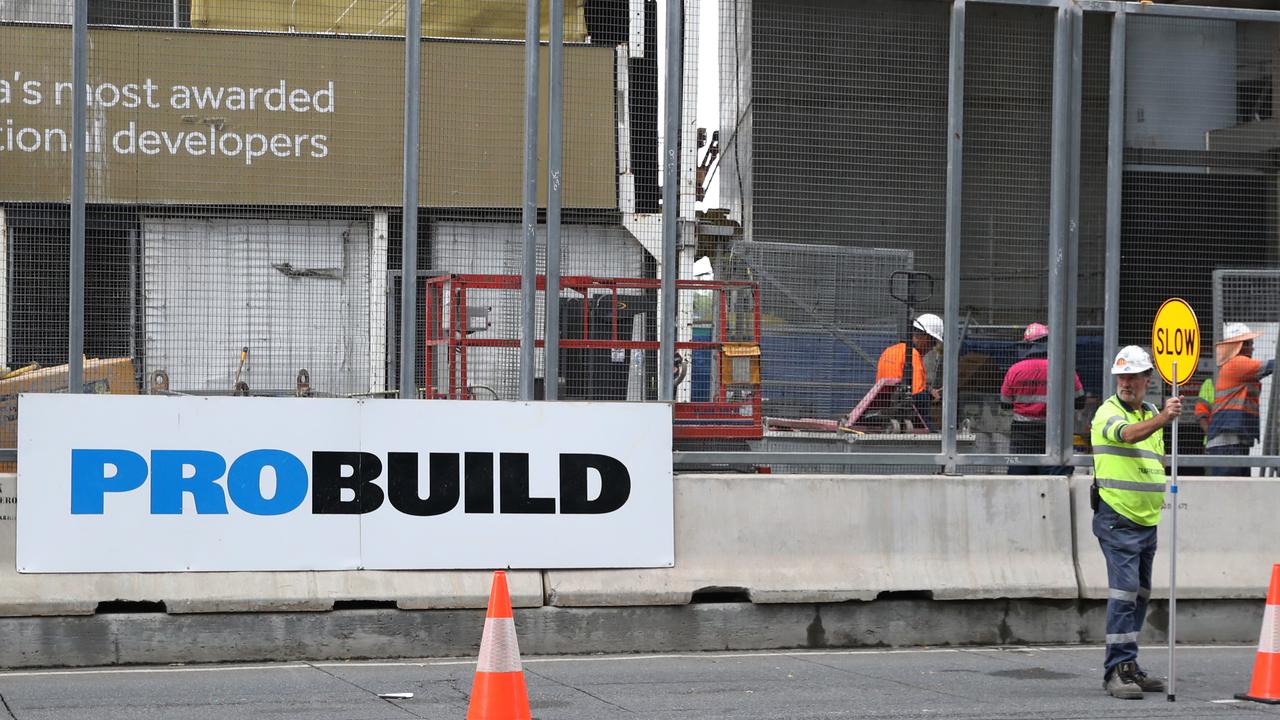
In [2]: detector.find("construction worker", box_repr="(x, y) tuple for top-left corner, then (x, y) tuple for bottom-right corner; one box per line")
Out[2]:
(1091, 345), (1180, 700)
(1194, 377), (1214, 436)
(1000, 322), (1084, 474)
(1181, 376), (1215, 477)
(875, 313), (943, 430)
(1207, 323), (1274, 476)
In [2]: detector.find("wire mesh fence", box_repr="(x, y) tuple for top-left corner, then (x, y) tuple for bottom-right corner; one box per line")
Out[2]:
(1119, 11), (1280, 475)
(5, 0), (1280, 474)
(957, 3), (1056, 464)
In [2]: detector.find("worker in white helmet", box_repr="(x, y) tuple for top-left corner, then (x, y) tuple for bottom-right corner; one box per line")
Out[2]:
(1090, 345), (1181, 699)
(875, 313), (943, 430)
(1206, 322), (1274, 475)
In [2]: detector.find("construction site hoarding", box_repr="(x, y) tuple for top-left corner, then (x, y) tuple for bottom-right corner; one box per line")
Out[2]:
(0, 25), (616, 208)
(18, 394), (675, 572)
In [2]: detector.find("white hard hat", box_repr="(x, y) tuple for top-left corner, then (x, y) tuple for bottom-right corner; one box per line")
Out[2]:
(1220, 322), (1260, 345)
(1216, 322), (1261, 366)
(1110, 345), (1153, 375)
(913, 313), (944, 343)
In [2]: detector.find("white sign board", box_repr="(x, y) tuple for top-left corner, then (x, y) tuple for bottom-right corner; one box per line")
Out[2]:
(17, 395), (674, 572)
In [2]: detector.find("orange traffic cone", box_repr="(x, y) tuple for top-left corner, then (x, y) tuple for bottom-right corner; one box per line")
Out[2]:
(1237, 563), (1280, 705)
(466, 571), (532, 720)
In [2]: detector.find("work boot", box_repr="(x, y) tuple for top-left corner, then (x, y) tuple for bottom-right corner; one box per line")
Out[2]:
(1132, 667), (1167, 693)
(1104, 661), (1143, 699)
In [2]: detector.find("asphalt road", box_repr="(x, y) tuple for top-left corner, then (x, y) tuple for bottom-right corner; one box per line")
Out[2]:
(1, 645), (1278, 719)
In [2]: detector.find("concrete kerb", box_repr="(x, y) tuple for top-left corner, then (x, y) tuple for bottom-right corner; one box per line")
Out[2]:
(0, 598), (1264, 669)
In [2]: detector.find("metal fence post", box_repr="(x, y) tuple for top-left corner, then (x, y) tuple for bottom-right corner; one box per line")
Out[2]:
(519, 0), (543, 401)
(659, 0), (683, 402)
(1064, 3), (1082, 462)
(1103, 6), (1126, 399)
(69, 0), (87, 394)
(942, 0), (965, 472)
(1046, 4), (1070, 463)
(399, 0), (422, 401)
(545, 0), (565, 400)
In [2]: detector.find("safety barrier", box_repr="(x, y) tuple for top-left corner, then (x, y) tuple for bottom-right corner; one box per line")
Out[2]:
(0, 474), (544, 616)
(1072, 476), (1280, 600)
(6, 472), (1279, 616)
(548, 475), (1077, 605)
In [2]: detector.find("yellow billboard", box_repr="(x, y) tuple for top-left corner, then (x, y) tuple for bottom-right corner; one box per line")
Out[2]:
(0, 25), (616, 208)
(191, 0), (589, 41)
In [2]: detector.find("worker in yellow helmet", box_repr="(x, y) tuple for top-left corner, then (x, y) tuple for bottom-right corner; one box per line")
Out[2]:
(1091, 345), (1181, 700)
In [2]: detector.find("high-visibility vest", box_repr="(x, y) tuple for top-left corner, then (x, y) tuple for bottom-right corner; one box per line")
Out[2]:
(1208, 356), (1270, 445)
(1091, 395), (1166, 527)
(875, 343), (926, 394)
(999, 357), (1084, 422)
(1194, 378), (1214, 447)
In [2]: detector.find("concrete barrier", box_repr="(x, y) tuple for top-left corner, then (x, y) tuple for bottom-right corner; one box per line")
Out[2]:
(13, 469), (1274, 618)
(1072, 475), (1280, 599)
(0, 474), (543, 616)
(546, 474), (1078, 606)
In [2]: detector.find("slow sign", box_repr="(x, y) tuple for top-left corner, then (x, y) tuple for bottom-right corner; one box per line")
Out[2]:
(1151, 298), (1200, 386)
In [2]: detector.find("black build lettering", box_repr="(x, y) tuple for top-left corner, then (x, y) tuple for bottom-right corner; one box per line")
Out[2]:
(559, 453), (631, 514)
(387, 452), (460, 516)
(499, 453), (556, 514)
(464, 452), (495, 513)
(312, 451), (384, 514)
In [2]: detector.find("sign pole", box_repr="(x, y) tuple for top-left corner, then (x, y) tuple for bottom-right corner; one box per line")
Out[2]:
(1151, 297), (1196, 703)
(1168, 359), (1178, 702)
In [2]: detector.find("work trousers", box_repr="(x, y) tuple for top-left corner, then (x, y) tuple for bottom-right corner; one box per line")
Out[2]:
(1207, 443), (1251, 477)
(1008, 421), (1073, 476)
(1092, 500), (1157, 678)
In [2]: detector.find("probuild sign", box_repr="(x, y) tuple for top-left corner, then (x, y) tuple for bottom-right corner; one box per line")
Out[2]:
(17, 395), (671, 572)
(0, 26), (616, 207)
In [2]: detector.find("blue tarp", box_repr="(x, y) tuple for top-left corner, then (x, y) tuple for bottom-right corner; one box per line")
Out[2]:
(739, 331), (1106, 418)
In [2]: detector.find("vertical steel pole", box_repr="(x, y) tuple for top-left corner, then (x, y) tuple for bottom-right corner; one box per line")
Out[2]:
(545, 0), (564, 400)
(942, 0), (965, 472)
(1046, 5), (1070, 463)
(659, 0), (683, 402)
(398, 0), (422, 400)
(1169, 361), (1179, 702)
(5, 220), (12, 369)
(519, 0), (543, 401)
(1064, 5), (1082, 464)
(128, 229), (138, 363)
(173, 0), (180, 27)
(69, 0), (87, 394)
(1104, 8), (1126, 399)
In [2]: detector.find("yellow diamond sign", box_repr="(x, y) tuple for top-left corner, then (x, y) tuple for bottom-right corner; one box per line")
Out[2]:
(1151, 298), (1200, 386)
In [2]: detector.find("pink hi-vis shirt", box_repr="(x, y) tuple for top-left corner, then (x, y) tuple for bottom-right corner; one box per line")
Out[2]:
(1000, 358), (1084, 421)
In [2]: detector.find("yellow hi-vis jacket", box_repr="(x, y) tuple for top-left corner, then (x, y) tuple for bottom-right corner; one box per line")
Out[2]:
(1090, 394), (1167, 527)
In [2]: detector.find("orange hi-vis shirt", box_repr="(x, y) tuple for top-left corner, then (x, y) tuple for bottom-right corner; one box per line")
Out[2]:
(876, 342), (927, 394)
(1208, 355), (1274, 445)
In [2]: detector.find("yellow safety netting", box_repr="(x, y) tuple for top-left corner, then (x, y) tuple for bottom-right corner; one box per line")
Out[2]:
(191, 0), (588, 41)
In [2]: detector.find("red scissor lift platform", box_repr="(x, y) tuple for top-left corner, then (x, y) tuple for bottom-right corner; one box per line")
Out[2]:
(423, 274), (763, 440)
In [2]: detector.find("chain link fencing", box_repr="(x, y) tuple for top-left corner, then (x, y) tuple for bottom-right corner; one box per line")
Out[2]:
(4, 0), (1280, 474)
